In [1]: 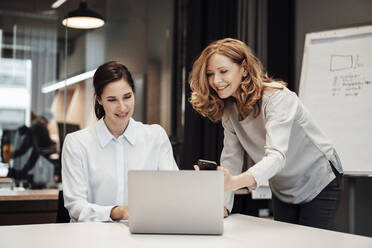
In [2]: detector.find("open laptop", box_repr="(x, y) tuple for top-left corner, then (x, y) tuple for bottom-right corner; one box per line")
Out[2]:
(128, 170), (224, 235)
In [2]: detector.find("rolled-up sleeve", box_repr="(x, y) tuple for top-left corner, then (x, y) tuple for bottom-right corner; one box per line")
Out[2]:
(248, 90), (297, 188)
(220, 117), (244, 212)
(62, 134), (114, 222)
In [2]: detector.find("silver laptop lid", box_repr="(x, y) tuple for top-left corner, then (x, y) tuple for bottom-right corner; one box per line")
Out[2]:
(128, 170), (224, 235)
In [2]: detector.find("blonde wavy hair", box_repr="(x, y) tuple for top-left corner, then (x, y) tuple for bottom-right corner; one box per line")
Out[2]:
(189, 38), (286, 122)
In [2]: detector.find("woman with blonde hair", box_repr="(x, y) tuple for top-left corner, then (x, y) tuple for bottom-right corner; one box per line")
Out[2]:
(190, 38), (343, 230)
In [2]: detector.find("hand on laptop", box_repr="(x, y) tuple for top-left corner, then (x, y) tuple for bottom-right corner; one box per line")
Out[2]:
(110, 205), (129, 220)
(224, 207), (229, 218)
(217, 166), (236, 192)
(194, 164), (236, 192)
(218, 167), (257, 192)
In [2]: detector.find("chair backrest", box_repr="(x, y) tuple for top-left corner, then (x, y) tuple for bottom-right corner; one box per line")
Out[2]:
(56, 190), (70, 223)
(1, 129), (17, 163)
(57, 122), (80, 149)
(56, 124), (79, 223)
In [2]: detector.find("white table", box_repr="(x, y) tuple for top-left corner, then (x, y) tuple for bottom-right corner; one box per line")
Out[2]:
(0, 214), (371, 248)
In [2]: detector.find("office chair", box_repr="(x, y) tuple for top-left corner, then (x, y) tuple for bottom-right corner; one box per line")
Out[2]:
(57, 122), (80, 150)
(55, 122), (80, 182)
(56, 190), (70, 223)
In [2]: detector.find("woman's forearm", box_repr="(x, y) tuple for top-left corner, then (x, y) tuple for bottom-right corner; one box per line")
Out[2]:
(232, 171), (257, 191)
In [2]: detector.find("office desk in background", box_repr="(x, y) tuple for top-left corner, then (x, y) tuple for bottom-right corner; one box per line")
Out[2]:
(0, 214), (371, 248)
(0, 189), (59, 225)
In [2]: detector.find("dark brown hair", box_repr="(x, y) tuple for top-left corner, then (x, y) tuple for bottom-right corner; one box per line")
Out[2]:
(93, 61), (135, 119)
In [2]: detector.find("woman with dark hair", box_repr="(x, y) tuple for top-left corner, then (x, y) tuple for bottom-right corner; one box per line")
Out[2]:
(62, 61), (178, 222)
(190, 38), (343, 230)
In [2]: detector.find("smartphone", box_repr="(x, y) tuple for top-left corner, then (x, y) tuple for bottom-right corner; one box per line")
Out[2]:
(197, 159), (218, 170)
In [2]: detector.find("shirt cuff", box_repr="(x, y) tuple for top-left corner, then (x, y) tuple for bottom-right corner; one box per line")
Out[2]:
(97, 205), (116, 222)
(248, 167), (264, 189)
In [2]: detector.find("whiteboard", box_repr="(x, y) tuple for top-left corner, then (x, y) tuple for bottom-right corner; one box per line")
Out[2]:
(299, 25), (372, 174)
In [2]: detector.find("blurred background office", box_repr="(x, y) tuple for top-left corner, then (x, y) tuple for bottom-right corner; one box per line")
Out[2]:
(0, 0), (371, 237)
(0, 0), (175, 184)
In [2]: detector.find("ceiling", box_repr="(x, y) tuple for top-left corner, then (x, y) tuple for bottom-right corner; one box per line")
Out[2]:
(0, 0), (106, 43)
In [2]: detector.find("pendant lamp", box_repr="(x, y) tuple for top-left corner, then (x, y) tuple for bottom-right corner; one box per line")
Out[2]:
(62, 0), (104, 29)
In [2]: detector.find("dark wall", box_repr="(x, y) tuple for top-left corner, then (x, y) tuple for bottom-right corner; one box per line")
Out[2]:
(180, 0), (238, 169)
(267, 0), (295, 91)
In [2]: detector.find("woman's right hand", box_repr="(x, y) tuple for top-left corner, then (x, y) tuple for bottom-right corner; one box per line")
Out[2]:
(218, 167), (257, 192)
(195, 164), (237, 192)
(110, 205), (129, 220)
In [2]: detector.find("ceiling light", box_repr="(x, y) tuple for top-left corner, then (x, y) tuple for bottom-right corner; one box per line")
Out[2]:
(52, 0), (67, 9)
(62, 0), (104, 29)
(42, 69), (96, 93)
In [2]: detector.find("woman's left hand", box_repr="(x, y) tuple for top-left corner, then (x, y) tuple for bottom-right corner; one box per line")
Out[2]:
(224, 207), (229, 218)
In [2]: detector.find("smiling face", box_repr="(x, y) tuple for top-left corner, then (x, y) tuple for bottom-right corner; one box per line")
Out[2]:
(206, 53), (247, 99)
(97, 79), (135, 136)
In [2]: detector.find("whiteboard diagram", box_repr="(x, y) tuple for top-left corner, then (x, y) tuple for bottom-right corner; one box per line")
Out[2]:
(299, 25), (372, 174)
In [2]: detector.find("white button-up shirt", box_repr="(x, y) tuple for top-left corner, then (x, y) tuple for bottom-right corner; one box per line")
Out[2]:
(62, 118), (178, 222)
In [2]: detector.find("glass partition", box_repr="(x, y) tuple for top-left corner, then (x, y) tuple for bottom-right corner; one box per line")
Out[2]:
(0, 0), (174, 190)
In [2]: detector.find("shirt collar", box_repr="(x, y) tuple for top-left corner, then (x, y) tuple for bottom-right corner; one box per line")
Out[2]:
(122, 118), (136, 145)
(95, 118), (136, 147)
